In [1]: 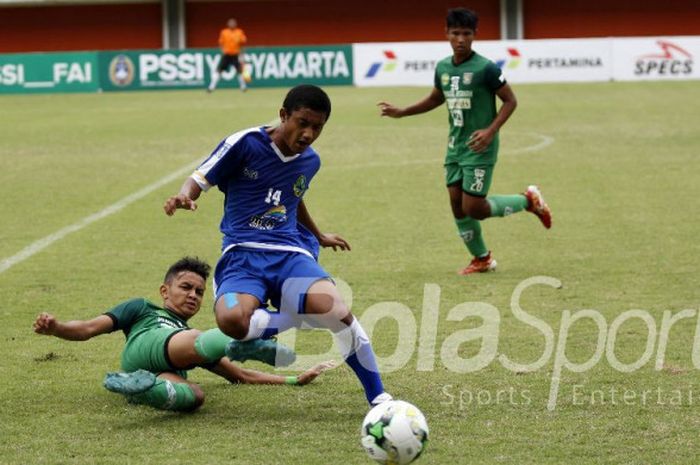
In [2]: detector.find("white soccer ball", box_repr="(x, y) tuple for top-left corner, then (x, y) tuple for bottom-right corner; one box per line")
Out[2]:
(360, 400), (429, 465)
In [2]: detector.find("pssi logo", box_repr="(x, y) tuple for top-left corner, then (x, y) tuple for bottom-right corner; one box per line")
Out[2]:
(495, 48), (522, 70)
(365, 51), (397, 78)
(109, 55), (135, 86)
(635, 40), (693, 76)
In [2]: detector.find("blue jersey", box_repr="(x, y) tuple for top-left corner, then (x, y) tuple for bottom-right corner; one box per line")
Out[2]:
(191, 126), (321, 256)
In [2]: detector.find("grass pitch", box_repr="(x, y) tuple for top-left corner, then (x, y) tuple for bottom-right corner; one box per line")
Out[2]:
(1, 82), (699, 464)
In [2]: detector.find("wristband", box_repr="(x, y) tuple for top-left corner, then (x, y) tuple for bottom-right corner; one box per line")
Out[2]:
(285, 376), (299, 385)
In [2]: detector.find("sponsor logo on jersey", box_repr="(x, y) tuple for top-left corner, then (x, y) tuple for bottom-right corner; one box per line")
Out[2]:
(243, 166), (259, 180)
(462, 72), (473, 85)
(157, 316), (186, 329)
(249, 205), (287, 230)
(293, 174), (307, 197)
(635, 40), (693, 76)
(109, 55), (135, 87)
(441, 73), (450, 86)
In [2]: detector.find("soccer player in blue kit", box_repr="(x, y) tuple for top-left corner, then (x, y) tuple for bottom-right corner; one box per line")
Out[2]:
(164, 85), (392, 406)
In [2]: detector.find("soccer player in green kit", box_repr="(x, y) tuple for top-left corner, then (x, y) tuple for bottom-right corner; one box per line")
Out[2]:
(378, 7), (552, 275)
(33, 257), (333, 412)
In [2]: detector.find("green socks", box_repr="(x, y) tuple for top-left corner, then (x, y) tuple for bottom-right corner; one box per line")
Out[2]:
(487, 195), (528, 217)
(455, 195), (528, 258)
(193, 328), (233, 363)
(455, 216), (488, 257)
(129, 379), (197, 411)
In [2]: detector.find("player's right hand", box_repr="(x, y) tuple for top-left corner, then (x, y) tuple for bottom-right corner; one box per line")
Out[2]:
(163, 194), (197, 216)
(33, 312), (57, 335)
(297, 360), (336, 385)
(377, 101), (402, 118)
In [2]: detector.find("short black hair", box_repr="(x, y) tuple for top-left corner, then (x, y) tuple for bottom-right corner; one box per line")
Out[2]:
(164, 256), (211, 283)
(282, 84), (332, 121)
(446, 7), (479, 30)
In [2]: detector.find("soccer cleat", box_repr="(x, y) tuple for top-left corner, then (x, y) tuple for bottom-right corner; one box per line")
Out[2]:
(524, 185), (552, 229)
(370, 392), (394, 406)
(458, 252), (497, 275)
(226, 338), (296, 367)
(104, 369), (156, 395)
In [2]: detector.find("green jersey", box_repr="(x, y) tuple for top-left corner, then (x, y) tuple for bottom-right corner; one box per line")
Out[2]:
(106, 298), (191, 376)
(106, 298), (189, 342)
(434, 51), (506, 165)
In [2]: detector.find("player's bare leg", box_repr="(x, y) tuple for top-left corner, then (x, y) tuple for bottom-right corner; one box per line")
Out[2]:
(215, 293), (295, 366)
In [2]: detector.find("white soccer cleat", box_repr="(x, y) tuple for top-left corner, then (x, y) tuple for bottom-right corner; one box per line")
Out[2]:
(370, 392), (394, 406)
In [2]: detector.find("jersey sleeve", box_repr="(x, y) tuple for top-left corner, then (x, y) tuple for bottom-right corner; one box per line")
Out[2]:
(484, 61), (506, 90)
(191, 136), (247, 191)
(433, 66), (441, 90)
(104, 298), (148, 332)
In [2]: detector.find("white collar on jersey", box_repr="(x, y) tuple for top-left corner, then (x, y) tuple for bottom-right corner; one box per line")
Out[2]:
(269, 141), (302, 163)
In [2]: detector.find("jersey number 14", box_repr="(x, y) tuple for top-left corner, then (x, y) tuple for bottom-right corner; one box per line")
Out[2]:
(265, 188), (282, 206)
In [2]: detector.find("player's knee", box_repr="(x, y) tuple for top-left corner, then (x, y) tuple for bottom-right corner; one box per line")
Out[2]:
(188, 384), (205, 411)
(215, 306), (250, 340)
(463, 201), (489, 220)
(217, 312), (249, 340)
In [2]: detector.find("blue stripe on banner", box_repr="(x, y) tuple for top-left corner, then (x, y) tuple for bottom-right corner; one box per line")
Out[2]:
(365, 62), (382, 78)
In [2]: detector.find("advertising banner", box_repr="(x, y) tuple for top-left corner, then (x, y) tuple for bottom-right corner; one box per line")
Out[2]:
(99, 45), (353, 92)
(0, 52), (98, 94)
(476, 38), (612, 84)
(354, 39), (612, 87)
(353, 42), (451, 87)
(611, 36), (700, 81)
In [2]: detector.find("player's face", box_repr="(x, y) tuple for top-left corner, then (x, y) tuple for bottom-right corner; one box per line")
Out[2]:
(160, 271), (206, 320)
(277, 107), (327, 155)
(446, 26), (476, 57)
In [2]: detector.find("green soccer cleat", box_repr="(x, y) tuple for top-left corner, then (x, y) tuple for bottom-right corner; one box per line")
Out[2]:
(226, 338), (296, 367)
(104, 369), (156, 395)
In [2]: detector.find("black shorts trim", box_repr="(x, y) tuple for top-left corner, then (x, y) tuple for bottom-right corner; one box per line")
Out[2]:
(217, 54), (241, 73)
(163, 329), (185, 371)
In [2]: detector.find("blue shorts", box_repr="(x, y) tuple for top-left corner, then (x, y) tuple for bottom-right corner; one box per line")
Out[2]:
(213, 247), (330, 313)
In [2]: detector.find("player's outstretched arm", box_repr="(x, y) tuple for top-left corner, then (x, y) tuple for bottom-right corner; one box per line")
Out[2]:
(33, 313), (114, 341)
(377, 87), (445, 118)
(163, 177), (202, 216)
(297, 200), (350, 251)
(208, 359), (336, 385)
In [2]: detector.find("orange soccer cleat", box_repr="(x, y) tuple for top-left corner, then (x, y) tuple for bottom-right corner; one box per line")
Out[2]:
(458, 252), (497, 275)
(524, 185), (552, 229)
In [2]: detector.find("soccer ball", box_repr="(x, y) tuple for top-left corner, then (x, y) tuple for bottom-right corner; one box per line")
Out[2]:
(360, 400), (429, 465)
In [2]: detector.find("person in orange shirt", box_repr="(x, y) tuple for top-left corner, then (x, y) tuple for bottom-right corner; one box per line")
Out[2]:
(208, 18), (249, 93)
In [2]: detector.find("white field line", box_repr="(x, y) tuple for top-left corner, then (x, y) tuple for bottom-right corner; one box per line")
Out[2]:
(0, 160), (199, 275)
(0, 132), (553, 274)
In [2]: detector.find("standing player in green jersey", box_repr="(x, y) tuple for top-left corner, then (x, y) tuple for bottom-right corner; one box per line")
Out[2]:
(33, 257), (333, 412)
(378, 7), (551, 275)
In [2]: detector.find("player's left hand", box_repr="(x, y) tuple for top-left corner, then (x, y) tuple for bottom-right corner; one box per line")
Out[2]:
(319, 233), (351, 251)
(33, 312), (57, 335)
(468, 128), (495, 153)
(297, 360), (336, 385)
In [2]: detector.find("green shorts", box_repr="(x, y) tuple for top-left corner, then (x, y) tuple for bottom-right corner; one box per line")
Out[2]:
(121, 327), (188, 378)
(445, 162), (495, 197)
